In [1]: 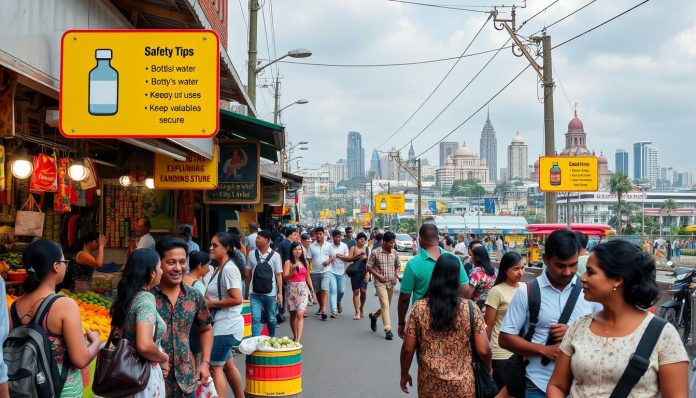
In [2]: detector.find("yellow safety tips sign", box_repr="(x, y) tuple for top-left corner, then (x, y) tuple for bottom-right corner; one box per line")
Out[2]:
(538, 156), (598, 192)
(375, 194), (406, 214)
(154, 144), (218, 190)
(60, 30), (219, 138)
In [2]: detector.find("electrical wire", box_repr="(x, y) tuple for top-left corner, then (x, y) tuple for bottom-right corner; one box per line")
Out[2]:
(376, 14), (491, 150)
(269, 0), (279, 77)
(260, 2), (275, 81)
(278, 46), (512, 68)
(527, 0), (598, 37)
(386, 0), (491, 12)
(552, 0), (650, 49)
(395, 37), (512, 153)
(415, 63), (532, 158)
(552, 63), (574, 114)
(516, 0), (559, 31)
(238, 0), (249, 41)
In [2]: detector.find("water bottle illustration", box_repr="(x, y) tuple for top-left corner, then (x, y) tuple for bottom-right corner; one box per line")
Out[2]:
(379, 197), (387, 211)
(550, 162), (561, 186)
(88, 49), (118, 116)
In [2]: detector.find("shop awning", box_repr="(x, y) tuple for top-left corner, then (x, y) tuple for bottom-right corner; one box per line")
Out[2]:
(218, 109), (284, 162)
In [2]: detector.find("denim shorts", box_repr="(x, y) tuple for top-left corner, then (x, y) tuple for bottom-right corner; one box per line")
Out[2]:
(210, 334), (241, 366)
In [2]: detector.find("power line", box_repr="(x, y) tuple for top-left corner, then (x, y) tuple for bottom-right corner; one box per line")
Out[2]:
(376, 14), (491, 150)
(552, 0), (650, 49)
(415, 63), (532, 158)
(260, 1), (274, 81)
(527, 0), (599, 37)
(516, 0), (559, 31)
(396, 37), (512, 153)
(386, 0), (491, 12)
(278, 46), (512, 68)
(269, 0), (279, 76)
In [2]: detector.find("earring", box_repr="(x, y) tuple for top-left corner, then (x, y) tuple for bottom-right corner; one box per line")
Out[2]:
(612, 287), (617, 291)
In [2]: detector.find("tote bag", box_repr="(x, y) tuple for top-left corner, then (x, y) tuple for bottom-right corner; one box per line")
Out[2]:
(14, 195), (45, 237)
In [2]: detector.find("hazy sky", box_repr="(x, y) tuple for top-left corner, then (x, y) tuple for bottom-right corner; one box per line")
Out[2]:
(225, 0), (695, 176)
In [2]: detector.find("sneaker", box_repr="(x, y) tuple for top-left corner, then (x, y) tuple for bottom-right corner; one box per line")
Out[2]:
(385, 330), (394, 340)
(316, 310), (322, 316)
(330, 312), (338, 318)
(369, 313), (377, 333)
(321, 313), (328, 321)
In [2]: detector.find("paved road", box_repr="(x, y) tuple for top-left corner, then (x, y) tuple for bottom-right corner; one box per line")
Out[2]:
(232, 279), (418, 398)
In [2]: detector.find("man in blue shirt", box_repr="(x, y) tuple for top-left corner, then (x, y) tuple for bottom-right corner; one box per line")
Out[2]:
(499, 230), (602, 397)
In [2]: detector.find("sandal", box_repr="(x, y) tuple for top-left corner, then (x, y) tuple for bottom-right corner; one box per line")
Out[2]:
(353, 314), (360, 320)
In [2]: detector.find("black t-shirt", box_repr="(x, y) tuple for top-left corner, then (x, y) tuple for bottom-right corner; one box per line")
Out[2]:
(279, 238), (293, 263)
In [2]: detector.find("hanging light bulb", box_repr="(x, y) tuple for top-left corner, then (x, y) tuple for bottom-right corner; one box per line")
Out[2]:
(119, 175), (132, 187)
(9, 147), (33, 179)
(68, 159), (89, 182)
(145, 178), (155, 189)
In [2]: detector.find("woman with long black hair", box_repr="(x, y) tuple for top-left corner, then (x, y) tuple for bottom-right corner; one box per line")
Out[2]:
(400, 253), (491, 396)
(484, 251), (525, 392)
(469, 245), (497, 310)
(110, 248), (168, 397)
(283, 241), (315, 342)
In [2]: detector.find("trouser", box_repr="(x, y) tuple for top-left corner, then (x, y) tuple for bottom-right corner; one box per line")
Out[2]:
(373, 286), (394, 332)
(331, 273), (345, 313)
(250, 294), (277, 337)
(525, 378), (547, 398)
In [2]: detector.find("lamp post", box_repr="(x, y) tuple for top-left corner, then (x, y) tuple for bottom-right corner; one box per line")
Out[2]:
(247, 45), (312, 107)
(274, 93), (308, 124)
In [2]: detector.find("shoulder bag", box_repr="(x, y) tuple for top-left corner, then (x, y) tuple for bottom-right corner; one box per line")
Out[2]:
(345, 247), (368, 277)
(609, 316), (667, 398)
(93, 294), (158, 398)
(468, 300), (499, 398)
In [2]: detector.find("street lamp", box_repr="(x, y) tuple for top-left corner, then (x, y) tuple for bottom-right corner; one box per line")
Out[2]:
(248, 48), (312, 106)
(275, 98), (308, 124)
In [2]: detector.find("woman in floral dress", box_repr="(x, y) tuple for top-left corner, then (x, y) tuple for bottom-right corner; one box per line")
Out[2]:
(111, 248), (168, 398)
(400, 253), (492, 397)
(283, 241), (315, 342)
(469, 246), (497, 310)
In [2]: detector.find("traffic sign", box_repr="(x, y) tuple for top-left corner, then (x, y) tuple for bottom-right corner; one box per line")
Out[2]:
(154, 144), (218, 190)
(60, 30), (219, 138)
(538, 156), (598, 192)
(375, 194), (406, 214)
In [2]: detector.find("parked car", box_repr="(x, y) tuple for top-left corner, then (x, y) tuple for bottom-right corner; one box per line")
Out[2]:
(395, 233), (412, 252)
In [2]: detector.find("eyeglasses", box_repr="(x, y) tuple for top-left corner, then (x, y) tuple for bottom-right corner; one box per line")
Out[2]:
(56, 259), (70, 265)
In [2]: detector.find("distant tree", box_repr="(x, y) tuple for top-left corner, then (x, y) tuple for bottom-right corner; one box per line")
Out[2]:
(397, 219), (416, 233)
(522, 209), (545, 224)
(449, 179), (486, 197)
(609, 174), (633, 234)
(661, 198), (678, 227)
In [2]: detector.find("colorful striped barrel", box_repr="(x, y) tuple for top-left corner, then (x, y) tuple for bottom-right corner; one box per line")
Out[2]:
(245, 349), (302, 397)
(242, 300), (252, 338)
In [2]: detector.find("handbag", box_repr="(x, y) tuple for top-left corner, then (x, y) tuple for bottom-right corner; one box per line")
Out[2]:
(468, 300), (499, 398)
(345, 261), (361, 277)
(93, 296), (158, 398)
(14, 194), (45, 237)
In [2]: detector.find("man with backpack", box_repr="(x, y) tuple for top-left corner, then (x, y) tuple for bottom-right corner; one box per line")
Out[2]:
(499, 230), (602, 398)
(246, 230), (284, 337)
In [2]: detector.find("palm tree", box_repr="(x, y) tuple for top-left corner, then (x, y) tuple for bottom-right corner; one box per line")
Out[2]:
(609, 174), (633, 234)
(661, 198), (678, 229)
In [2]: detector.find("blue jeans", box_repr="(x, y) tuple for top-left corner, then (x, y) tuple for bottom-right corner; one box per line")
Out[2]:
(526, 378), (547, 398)
(327, 273), (345, 313)
(250, 294), (277, 337)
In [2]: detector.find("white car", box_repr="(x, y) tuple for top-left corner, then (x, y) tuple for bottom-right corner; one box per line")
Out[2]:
(395, 234), (413, 252)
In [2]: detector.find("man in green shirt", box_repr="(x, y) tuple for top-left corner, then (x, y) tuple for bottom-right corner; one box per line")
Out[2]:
(397, 224), (471, 339)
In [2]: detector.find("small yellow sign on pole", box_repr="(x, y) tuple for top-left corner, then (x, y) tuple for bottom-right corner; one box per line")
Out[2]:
(375, 194), (406, 214)
(538, 156), (599, 192)
(60, 30), (219, 138)
(154, 144), (218, 190)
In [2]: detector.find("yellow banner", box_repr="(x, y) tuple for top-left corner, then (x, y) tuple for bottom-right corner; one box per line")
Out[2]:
(154, 144), (218, 189)
(375, 194), (406, 214)
(538, 156), (598, 192)
(60, 30), (219, 138)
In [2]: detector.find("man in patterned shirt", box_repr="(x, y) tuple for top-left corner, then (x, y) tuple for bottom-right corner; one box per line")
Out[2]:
(153, 237), (214, 398)
(366, 231), (401, 340)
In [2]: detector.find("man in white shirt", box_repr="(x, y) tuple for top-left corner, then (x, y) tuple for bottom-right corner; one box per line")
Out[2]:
(246, 223), (259, 252)
(454, 233), (467, 254)
(326, 229), (349, 317)
(306, 227), (334, 320)
(130, 216), (155, 253)
(246, 230), (283, 337)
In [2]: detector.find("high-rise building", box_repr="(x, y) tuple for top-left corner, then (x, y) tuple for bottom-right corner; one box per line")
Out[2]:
(507, 131), (529, 180)
(633, 141), (652, 180)
(439, 142), (459, 166)
(479, 110), (497, 181)
(615, 149), (629, 176)
(346, 132), (365, 179)
(644, 144), (659, 185)
(370, 149), (382, 179)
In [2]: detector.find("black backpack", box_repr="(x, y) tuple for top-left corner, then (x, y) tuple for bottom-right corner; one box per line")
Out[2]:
(4, 294), (69, 398)
(252, 250), (276, 294)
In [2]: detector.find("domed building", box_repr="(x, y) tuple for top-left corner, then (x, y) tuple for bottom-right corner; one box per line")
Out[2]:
(531, 112), (614, 189)
(436, 141), (491, 190)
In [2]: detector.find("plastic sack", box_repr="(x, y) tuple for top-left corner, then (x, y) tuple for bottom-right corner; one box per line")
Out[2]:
(238, 336), (270, 355)
(195, 376), (219, 398)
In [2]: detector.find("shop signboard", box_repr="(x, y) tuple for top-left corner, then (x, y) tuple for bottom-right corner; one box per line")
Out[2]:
(204, 140), (260, 204)
(60, 30), (219, 138)
(538, 156), (598, 192)
(375, 194), (406, 214)
(154, 144), (218, 190)
(262, 183), (284, 206)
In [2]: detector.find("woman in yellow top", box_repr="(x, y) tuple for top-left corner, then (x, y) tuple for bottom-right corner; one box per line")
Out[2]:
(484, 251), (525, 394)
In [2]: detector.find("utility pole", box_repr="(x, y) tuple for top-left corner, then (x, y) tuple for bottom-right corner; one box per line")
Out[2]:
(493, 8), (557, 223)
(273, 77), (281, 124)
(389, 152), (422, 231)
(247, 0), (260, 107)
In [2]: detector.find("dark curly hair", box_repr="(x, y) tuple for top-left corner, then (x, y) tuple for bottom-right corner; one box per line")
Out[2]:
(591, 240), (658, 310)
